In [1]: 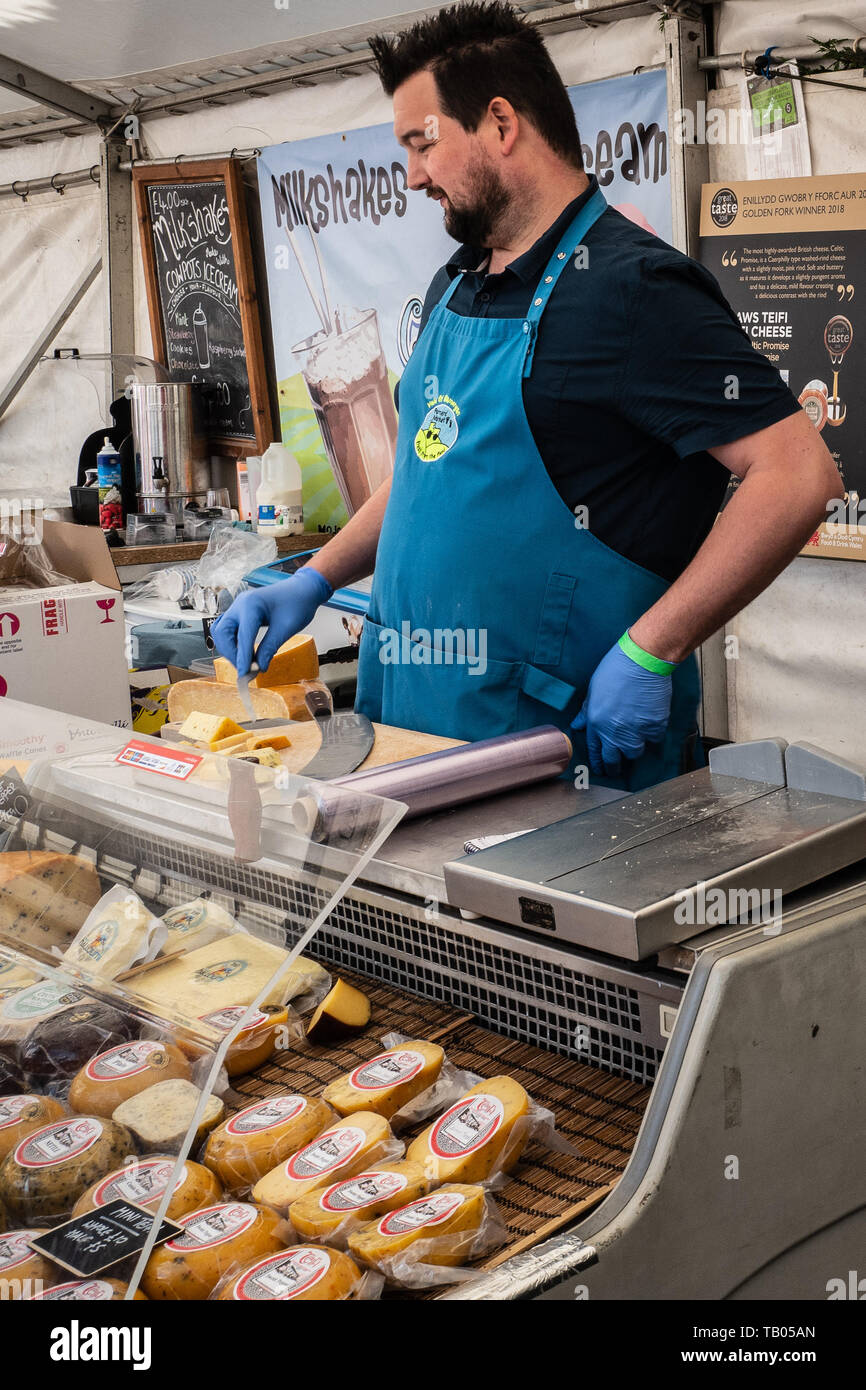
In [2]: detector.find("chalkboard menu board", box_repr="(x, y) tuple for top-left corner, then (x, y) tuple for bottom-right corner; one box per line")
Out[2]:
(133, 160), (273, 456)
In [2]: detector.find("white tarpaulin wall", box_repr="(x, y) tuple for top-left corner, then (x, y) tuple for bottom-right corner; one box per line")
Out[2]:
(0, 2), (864, 759)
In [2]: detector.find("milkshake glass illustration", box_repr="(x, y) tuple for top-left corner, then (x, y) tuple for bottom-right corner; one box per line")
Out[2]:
(292, 308), (398, 516)
(193, 303), (211, 370)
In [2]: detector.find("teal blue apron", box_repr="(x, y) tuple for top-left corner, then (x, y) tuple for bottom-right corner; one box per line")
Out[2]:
(356, 189), (700, 791)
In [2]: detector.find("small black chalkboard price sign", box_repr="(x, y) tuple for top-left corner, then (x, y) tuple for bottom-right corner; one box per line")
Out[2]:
(30, 1201), (181, 1278)
(133, 159), (274, 457)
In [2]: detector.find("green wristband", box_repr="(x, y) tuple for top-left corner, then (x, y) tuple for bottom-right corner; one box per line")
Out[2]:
(618, 630), (678, 676)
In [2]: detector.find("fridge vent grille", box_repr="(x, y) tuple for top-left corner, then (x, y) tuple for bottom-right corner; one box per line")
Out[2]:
(104, 828), (668, 1085)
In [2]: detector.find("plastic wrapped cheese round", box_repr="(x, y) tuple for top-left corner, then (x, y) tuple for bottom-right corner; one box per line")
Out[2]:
(0, 1115), (135, 1224)
(140, 1201), (286, 1300)
(67, 1040), (191, 1117)
(252, 1112), (402, 1216)
(322, 1041), (445, 1120)
(72, 1155), (223, 1221)
(195, 1004), (294, 1079)
(288, 1160), (431, 1244)
(18, 1000), (137, 1085)
(0, 1094), (66, 1161)
(28, 1277), (147, 1301)
(203, 1094), (334, 1191)
(0, 1227), (59, 1295)
(406, 1076), (532, 1184)
(215, 1245), (364, 1301)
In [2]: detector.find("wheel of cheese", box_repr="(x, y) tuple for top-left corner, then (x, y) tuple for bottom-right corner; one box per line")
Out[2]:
(140, 1201), (286, 1300)
(252, 1111), (397, 1216)
(0, 852), (102, 951)
(0, 1054), (26, 1095)
(0, 1227), (59, 1294)
(289, 1160), (431, 1242)
(347, 1183), (487, 1272)
(322, 1041), (444, 1120)
(0, 979), (84, 1064)
(0, 1115), (135, 1224)
(72, 1155), (223, 1221)
(204, 1094), (333, 1191)
(112, 1079), (225, 1152)
(0, 1094), (66, 1160)
(406, 1076), (531, 1184)
(29, 1277), (147, 1300)
(217, 1245), (362, 1301)
(19, 1000), (137, 1084)
(0, 1198), (7, 1233)
(68, 1040), (191, 1117)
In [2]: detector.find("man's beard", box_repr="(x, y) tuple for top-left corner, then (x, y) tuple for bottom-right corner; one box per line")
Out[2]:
(431, 150), (511, 247)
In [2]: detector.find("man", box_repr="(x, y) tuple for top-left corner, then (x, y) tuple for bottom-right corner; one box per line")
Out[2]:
(214, 1), (840, 790)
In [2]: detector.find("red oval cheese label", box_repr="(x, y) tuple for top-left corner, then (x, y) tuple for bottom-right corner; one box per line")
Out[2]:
(199, 1006), (269, 1036)
(429, 1095), (504, 1158)
(84, 1040), (167, 1081)
(225, 1095), (306, 1136)
(377, 1190), (465, 1236)
(167, 1202), (256, 1251)
(285, 1126), (365, 1181)
(14, 1117), (103, 1169)
(319, 1169), (408, 1213)
(90, 1158), (187, 1208)
(0, 1230), (41, 1272)
(348, 1050), (425, 1092)
(231, 1247), (331, 1301)
(0, 1095), (42, 1130)
(33, 1279), (116, 1301)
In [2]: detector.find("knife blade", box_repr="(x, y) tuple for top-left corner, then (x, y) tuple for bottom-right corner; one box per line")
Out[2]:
(237, 670), (256, 723)
(299, 689), (375, 780)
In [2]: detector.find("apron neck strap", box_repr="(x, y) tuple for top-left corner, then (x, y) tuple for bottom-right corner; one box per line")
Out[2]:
(522, 186), (608, 377)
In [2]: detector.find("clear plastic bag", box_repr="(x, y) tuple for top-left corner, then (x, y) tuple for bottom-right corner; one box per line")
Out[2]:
(202, 1094), (337, 1194)
(0, 534), (75, 592)
(60, 885), (167, 981)
(195, 524), (277, 597)
(210, 1242), (383, 1301)
(346, 1185), (506, 1288)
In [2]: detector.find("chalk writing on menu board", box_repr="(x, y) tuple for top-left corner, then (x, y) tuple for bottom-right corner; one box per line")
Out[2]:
(146, 181), (254, 441)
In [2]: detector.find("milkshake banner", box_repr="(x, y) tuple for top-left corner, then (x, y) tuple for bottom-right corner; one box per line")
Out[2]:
(256, 70), (671, 531)
(700, 173), (865, 561)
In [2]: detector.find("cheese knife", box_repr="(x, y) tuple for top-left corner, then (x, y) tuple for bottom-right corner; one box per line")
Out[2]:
(298, 688), (375, 780)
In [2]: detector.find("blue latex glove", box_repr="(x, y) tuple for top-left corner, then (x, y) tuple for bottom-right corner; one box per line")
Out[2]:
(210, 568), (333, 677)
(572, 638), (675, 778)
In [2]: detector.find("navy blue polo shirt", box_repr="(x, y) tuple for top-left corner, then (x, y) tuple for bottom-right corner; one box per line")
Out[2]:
(395, 175), (800, 582)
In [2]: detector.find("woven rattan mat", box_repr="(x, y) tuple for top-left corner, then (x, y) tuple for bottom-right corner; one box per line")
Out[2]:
(231, 964), (650, 1277)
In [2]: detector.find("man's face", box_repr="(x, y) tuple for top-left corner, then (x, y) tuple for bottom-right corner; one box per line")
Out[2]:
(393, 68), (509, 246)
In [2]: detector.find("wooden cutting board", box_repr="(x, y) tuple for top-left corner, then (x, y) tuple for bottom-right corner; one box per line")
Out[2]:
(161, 720), (464, 775)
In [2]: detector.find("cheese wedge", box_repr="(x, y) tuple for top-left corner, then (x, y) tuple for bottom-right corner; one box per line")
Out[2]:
(322, 1041), (444, 1120)
(214, 634), (318, 689)
(218, 1245), (361, 1301)
(178, 713), (246, 747)
(229, 747), (282, 767)
(160, 898), (237, 954)
(204, 1094), (334, 1191)
(347, 1183), (487, 1271)
(247, 733), (291, 752)
(252, 1112), (396, 1215)
(407, 1076), (531, 1184)
(289, 1160), (431, 1241)
(112, 1079), (224, 1152)
(211, 732), (253, 754)
(167, 678), (330, 725)
(0, 852), (102, 951)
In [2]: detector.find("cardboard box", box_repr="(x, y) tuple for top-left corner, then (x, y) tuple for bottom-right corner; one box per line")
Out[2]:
(0, 521), (131, 727)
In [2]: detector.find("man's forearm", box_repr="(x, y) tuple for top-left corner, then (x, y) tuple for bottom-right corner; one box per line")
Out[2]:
(630, 416), (840, 664)
(304, 476), (392, 591)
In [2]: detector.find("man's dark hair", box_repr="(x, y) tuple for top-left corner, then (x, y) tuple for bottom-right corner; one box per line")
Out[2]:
(369, 1), (583, 171)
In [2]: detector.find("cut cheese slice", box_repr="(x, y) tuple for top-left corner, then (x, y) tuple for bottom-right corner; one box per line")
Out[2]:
(178, 713), (246, 747)
(406, 1076), (531, 1184)
(211, 732), (253, 754)
(61, 891), (156, 980)
(322, 1041), (444, 1120)
(0, 852), (102, 951)
(214, 634), (318, 689)
(112, 1079), (224, 1152)
(229, 747), (282, 767)
(204, 1094), (334, 1191)
(289, 1160), (431, 1241)
(218, 1245), (361, 1301)
(347, 1183), (487, 1271)
(252, 1112), (397, 1216)
(128, 931), (306, 1018)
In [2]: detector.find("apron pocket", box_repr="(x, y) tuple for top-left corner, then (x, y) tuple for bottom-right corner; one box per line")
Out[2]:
(533, 571), (577, 668)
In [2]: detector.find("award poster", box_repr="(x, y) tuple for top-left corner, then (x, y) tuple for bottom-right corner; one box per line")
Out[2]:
(700, 174), (864, 560)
